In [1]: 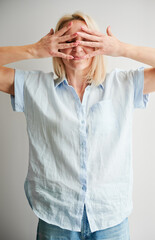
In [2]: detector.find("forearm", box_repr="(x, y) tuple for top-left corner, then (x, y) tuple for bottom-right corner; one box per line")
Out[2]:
(0, 44), (38, 66)
(120, 42), (155, 68)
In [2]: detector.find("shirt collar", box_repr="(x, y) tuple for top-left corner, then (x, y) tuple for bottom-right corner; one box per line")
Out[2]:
(54, 77), (104, 90)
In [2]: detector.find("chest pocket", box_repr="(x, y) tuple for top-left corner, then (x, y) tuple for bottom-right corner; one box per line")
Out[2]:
(89, 99), (116, 136)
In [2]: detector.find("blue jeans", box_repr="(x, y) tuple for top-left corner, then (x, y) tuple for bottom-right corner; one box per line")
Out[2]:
(36, 205), (130, 240)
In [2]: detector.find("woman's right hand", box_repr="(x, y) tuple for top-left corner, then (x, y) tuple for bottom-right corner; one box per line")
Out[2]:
(33, 22), (78, 59)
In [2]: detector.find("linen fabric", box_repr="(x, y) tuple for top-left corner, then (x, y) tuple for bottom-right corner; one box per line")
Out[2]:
(10, 66), (149, 232)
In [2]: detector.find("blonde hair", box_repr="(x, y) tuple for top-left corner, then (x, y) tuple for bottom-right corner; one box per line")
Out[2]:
(53, 11), (107, 86)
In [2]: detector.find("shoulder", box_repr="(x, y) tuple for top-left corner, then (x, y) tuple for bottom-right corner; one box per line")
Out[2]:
(20, 69), (54, 85)
(105, 68), (127, 85)
(104, 67), (139, 92)
(19, 70), (55, 95)
(24, 69), (54, 79)
(106, 67), (143, 82)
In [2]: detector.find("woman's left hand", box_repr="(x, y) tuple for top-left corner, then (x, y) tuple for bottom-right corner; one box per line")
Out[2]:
(76, 26), (123, 59)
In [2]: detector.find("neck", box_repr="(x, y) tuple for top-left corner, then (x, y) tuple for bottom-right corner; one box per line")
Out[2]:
(65, 69), (90, 94)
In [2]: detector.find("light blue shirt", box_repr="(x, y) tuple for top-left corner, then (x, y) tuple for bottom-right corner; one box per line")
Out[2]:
(10, 67), (149, 232)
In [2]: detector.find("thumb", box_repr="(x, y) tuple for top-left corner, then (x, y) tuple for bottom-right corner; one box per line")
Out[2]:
(49, 28), (54, 35)
(106, 25), (114, 37)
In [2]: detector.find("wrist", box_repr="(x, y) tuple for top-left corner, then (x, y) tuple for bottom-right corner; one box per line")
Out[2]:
(25, 44), (40, 59)
(119, 41), (135, 58)
(118, 41), (127, 57)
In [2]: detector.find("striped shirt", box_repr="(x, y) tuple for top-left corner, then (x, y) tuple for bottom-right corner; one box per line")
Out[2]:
(10, 66), (149, 232)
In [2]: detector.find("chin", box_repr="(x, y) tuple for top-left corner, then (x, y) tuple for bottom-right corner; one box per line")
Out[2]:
(63, 58), (92, 71)
(71, 63), (89, 70)
(71, 59), (91, 66)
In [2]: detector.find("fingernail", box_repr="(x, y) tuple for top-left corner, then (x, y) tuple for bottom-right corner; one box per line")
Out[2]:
(68, 22), (72, 27)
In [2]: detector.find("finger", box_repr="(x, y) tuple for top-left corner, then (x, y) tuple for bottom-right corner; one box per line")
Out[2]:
(81, 26), (103, 37)
(46, 28), (54, 36)
(58, 42), (79, 49)
(55, 21), (73, 37)
(106, 25), (115, 37)
(52, 51), (74, 59)
(59, 33), (78, 43)
(82, 50), (102, 59)
(76, 40), (101, 48)
(49, 28), (54, 34)
(76, 31), (100, 42)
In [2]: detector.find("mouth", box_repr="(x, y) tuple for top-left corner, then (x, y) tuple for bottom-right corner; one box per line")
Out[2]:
(72, 56), (85, 60)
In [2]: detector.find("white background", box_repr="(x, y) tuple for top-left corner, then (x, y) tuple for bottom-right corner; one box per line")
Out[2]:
(0, 0), (155, 239)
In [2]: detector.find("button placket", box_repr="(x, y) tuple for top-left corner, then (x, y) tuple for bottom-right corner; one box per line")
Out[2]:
(72, 86), (90, 202)
(78, 102), (88, 195)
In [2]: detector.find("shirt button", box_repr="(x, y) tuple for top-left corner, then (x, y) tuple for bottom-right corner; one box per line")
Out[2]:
(82, 162), (86, 168)
(82, 185), (87, 191)
(82, 141), (85, 147)
(81, 120), (85, 124)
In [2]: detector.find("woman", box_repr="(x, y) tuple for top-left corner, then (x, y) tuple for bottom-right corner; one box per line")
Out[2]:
(0, 11), (154, 240)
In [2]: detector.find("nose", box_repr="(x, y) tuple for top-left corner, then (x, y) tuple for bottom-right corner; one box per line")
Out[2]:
(72, 44), (83, 52)
(72, 36), (84, 52)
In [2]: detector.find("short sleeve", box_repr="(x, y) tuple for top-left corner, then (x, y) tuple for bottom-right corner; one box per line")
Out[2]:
(10, 69), (28, 112)
(128, 66), (150, 109)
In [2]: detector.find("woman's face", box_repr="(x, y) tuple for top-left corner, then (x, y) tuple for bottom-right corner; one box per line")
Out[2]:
(59, 20), (95, 72)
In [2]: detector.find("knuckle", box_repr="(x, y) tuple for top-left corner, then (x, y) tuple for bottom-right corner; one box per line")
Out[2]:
(73, 42), (78, 46)
(73, 33), (78, 37)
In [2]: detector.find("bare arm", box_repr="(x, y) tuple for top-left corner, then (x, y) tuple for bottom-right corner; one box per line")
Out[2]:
(76, 25), (155, 94)
(120, 43), (155, 94)
(0, 21), (78, 95)
(121, 43), (155, 68)
(0, 45), (36, 95)
(0, 44), (37, 66)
